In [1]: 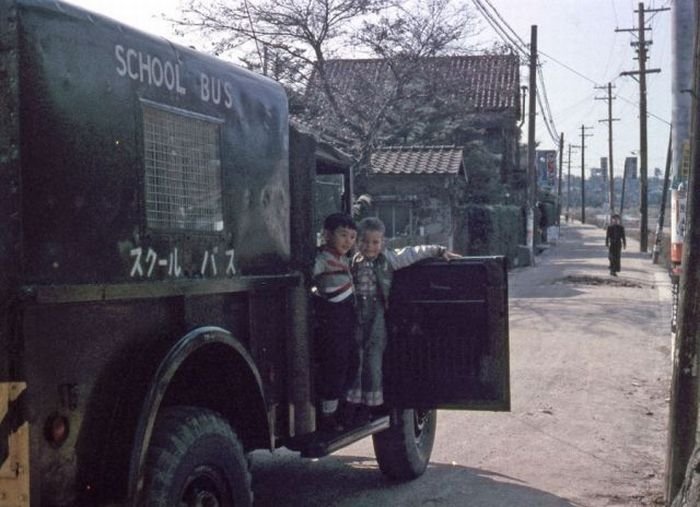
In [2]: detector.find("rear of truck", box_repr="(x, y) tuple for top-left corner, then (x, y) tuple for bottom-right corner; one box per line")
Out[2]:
(0, 2), (513, 505)
(0, 1), (311, 504)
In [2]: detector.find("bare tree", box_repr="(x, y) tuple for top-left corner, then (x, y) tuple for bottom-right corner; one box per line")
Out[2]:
(171, 0), (482, 189)
(172, 0), (386, 89)
(171, 0), (482, 135)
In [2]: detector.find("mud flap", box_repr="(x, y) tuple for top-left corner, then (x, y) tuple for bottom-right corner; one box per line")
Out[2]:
(0, 382), (29, 507)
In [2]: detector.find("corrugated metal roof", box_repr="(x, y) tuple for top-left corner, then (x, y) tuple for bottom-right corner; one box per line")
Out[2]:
(371, 145), (464, 175)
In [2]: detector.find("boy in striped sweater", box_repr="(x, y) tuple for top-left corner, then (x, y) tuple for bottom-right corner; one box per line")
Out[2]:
(312, 213), (357, 431)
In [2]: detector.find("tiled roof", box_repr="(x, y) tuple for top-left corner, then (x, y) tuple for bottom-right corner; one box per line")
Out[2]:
(370, 145), (464, 175)
(308, 54), (520, 113)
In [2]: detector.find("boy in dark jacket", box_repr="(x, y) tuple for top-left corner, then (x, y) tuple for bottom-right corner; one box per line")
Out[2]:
(605, 214), (626, 276)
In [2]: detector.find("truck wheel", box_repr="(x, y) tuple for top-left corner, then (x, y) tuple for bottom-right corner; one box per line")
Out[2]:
(140, 406), (252, 507)
(372, 409), (437, 480)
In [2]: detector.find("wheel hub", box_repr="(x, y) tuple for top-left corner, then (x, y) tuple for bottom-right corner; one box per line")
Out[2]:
(192, 490), (219, 507)
(181, 465), (227, 507)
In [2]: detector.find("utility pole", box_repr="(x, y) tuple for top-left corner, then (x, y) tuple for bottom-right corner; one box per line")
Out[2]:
(671, 0), (694, 184)
(595, 82), (620, 216)
(566, 144), (580, 222)
(666, 16), (700, 498)
(620, 158), (629, 216)
(557, 133), (564, 225)
(527, 25), (538, 263)
(618, 2), (668, 252)
(580, 125), (594, 223)
(619, 152), (637, 216)
(653, 129), (673, 264)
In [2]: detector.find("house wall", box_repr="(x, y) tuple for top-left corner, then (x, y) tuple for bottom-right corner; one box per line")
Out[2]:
(365, 170), (526, 265)
(365, 173), (462, 250)
(468, 112), (521, 187)
(453, 204), (526, 267)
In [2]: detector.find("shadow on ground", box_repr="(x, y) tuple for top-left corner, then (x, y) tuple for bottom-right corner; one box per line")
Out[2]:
(250, 449), (578, 506)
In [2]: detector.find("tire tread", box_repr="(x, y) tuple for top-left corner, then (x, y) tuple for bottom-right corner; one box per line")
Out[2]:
(141, 406), (253, 506)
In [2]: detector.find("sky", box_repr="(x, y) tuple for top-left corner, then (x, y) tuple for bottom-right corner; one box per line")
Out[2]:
(481, 0), (673, 178)
(63, 0), (673, 178)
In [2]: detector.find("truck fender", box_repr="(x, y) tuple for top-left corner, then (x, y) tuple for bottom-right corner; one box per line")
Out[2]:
(126, 326), (269, 502)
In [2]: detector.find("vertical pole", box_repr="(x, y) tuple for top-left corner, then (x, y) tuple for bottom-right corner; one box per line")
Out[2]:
(620, 160), (628, 216)
(639, 2), (649, 252)
(527, 25), (538, 261)
(567, 144), (572, 221)
(557, 133), (564, 225)
(608, 82), (616, 215)
(581, 125), (586, 224)
(666, 53), (700, 506)
(665, 10), (700, 499)
(653, 129), (673, 264)
(671, 0), (694, 184)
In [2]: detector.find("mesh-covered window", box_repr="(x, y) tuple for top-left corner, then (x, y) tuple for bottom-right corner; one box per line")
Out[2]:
(143, 104), (223, 231)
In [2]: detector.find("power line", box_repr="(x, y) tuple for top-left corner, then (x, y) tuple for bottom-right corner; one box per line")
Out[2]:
(537, 62), (560, 140)
(482, 0), (528, 49)
(537, 87), (560, 144)
(471, 0), (527, 58)
(470, 0), (672, 144)
(471, 0), (560, 144)
(537, 50), (601, 86)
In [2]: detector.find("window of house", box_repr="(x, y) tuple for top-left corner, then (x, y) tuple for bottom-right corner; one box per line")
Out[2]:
(142, 102), (224, 232)
(314, 174), (346, 244)
(376, 203), (412, 238)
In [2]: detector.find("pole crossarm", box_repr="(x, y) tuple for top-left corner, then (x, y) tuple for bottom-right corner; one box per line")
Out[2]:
(620, 69), (662, 76)
(637, 6), (670, 13)
(615, 27), (651, 33)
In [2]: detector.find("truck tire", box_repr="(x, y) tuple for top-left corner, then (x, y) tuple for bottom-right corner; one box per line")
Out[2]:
(372, 409), (437, 480)
(140, 406), (252, 507)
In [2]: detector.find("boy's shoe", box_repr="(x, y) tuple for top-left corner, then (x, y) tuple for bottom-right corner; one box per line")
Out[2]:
(354, 405), (372, 425)
(319, 412), (344, 432)
(370, 404), (387, 418)
(341, 402), (359, 427)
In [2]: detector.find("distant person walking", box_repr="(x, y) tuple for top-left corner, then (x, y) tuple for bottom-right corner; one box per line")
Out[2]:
(605, 214), (626, 276)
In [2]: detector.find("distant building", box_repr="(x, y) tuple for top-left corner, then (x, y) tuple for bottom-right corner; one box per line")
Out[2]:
(600, 157), (608, 180)
(624, 157), (638, 179)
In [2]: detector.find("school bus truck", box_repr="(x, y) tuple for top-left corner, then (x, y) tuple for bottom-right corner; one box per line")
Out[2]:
(0, 1), (510, 505)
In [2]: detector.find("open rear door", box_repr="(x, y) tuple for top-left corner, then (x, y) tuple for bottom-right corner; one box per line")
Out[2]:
(384, 256), (510, 411)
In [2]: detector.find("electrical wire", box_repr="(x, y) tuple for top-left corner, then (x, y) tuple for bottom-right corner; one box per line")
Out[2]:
(471, 0), (527, 58)
(472, 0), (672, 146)
(482, 0), (528, 49)
(471, 0), (561, 145)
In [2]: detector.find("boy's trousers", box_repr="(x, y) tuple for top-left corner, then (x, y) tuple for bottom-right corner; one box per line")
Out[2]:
(314, 297), (355, 407)
(346, 296), (386, 406)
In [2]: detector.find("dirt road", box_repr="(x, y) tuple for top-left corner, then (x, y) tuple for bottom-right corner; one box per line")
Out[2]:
(250, 222), (672, 506)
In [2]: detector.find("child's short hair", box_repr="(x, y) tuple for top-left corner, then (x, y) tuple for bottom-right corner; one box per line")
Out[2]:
(323, 212), (356, 232)
(358, 217), (385, 236)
